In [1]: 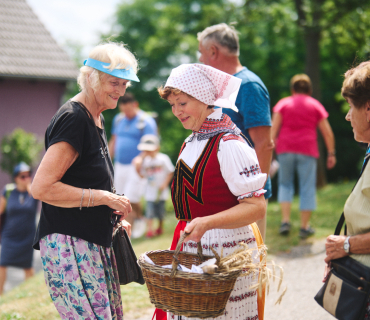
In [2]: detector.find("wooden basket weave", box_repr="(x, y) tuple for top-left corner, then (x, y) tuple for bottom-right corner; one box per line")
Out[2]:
(138, 232), (241, 319)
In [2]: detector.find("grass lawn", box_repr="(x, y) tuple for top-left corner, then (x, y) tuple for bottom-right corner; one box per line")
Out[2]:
(265, 180), (353, 252)
(0, 180), (354, 319)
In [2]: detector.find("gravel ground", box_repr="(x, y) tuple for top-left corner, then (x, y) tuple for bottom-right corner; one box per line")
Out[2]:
(264, 239), (335, 320)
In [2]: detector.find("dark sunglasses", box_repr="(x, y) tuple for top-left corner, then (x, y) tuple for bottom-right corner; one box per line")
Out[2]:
(18, 174), (31, 179)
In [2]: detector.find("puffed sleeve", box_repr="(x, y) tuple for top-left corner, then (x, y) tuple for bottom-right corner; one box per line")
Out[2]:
(218, 135), (267, 200)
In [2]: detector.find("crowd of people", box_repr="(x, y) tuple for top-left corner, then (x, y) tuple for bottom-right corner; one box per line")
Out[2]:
(0, 21), (370, 320)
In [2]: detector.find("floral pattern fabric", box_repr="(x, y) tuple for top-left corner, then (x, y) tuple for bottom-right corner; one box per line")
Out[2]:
(365, 297), (370, 320)
(39, 234), (123, 320)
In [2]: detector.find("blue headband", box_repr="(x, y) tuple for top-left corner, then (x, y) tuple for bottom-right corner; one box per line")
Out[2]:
(83, 58), (140, 82)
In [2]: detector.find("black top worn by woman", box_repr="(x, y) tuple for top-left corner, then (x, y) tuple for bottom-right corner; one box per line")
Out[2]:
(33, 101), (114, 250)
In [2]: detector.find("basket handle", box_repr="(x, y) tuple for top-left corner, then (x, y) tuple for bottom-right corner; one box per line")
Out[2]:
(171, 232), (204, 277)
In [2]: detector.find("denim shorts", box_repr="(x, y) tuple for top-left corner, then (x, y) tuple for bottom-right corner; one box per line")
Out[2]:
(277, 153), (317, 211)
(264, 175), (272, 199)
(145, 200), (165, 220)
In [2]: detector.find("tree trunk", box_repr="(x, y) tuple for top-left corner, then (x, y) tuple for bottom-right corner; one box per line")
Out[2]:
(304, 29), (321, 101)
(304, 27), (327, 187)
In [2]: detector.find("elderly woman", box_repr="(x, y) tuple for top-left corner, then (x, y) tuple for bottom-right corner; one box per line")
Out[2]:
(31, 42), (137, 320)
(0, 162), (38, 295)
(324, 61), (370, 318)
(156, 64), (266, 320)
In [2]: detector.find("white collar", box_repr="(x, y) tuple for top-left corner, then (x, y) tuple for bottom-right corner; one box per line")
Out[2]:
(185, 109), (240, 142)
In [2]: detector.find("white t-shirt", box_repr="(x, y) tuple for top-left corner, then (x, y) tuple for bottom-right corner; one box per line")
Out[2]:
(141, 152), (175, 201)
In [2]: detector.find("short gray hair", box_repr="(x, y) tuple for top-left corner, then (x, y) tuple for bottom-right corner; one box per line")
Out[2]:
(197, 23), (239, 56)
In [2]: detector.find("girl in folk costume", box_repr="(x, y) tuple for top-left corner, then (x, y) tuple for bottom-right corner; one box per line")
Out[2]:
(155, 64), (267, 320)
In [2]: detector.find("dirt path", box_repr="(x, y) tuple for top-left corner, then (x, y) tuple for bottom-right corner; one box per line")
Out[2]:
(264, 239), (334, 320)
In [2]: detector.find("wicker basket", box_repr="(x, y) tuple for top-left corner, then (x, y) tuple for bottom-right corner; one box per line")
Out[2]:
(138, 232), (241, 319)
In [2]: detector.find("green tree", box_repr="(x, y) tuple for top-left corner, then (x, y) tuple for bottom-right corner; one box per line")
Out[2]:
(105, 0), (239, 160)
(0, 129), (43, 177)
(107, 0), (370, 181)
(240, 0), (370, 183)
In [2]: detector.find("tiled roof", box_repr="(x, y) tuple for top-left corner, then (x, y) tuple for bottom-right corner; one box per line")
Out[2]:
(0, 0), (79, 81)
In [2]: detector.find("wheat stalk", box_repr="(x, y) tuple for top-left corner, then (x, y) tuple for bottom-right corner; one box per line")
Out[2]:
(209, 242), (286, 305)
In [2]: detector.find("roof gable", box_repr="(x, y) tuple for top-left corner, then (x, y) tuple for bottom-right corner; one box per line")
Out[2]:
(0, 0), (79, 81)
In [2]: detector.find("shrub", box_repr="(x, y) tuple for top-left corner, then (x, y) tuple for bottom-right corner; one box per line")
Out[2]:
(0, 128), (43, 177)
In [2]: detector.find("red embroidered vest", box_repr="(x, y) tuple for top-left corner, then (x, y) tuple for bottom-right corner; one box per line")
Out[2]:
(171, 133), (239, 221)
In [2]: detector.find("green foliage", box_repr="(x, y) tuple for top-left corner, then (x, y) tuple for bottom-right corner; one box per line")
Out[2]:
(0, 313), (24, 320)
(105, 0), (370, 176)
(0, 129), (43, 177)
(105, 0), (238, 161)
(238, 0), (370, 181)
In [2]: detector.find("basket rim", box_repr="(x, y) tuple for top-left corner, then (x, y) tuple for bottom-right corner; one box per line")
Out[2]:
(138, 250), (242, 280)
(146, 281), (234, 296)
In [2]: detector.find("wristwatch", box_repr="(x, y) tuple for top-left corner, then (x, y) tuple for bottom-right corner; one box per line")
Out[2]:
(343, 236), (351, 253)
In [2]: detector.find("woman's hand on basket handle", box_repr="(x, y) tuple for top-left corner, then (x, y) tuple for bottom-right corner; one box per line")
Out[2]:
(183, 217), (208, 242)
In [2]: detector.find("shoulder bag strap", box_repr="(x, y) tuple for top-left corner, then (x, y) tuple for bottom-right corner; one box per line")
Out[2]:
(334, 154), (370, 235)
(76, 102), (116, 193)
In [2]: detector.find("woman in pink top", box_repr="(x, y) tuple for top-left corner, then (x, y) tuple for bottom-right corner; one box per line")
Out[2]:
(271, 74), (336, 239)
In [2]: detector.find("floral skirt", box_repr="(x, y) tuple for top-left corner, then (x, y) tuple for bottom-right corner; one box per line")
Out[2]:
(168, 224), (259, 320)
(365, 297), (370, 320)
(39, 234), (123, 320)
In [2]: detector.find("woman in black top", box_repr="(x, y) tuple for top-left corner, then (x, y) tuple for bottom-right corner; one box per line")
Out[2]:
(31, 42), (139, 320)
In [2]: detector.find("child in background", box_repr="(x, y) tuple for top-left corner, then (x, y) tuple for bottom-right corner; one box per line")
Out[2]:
(135, 134), (175, 238)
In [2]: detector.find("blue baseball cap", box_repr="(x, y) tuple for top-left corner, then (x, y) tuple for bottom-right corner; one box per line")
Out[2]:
(13, 162), (31, 177)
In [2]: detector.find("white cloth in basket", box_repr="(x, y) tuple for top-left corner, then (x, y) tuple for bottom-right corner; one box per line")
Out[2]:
(143, 254), (216, 274)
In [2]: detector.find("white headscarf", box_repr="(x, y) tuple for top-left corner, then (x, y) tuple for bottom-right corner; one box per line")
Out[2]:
(165, 64), (241, 112)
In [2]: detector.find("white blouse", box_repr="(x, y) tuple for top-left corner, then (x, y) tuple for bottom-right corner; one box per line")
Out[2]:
(178, 108), (267, 200)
